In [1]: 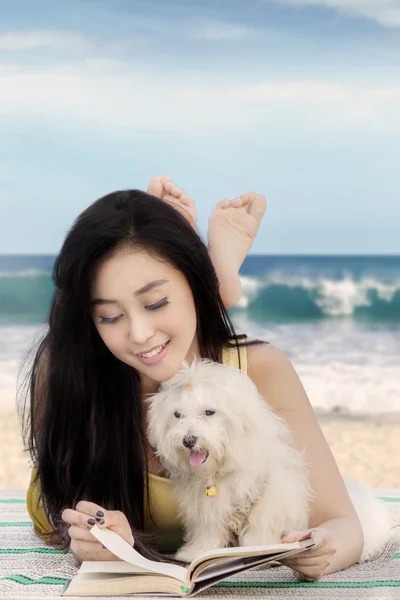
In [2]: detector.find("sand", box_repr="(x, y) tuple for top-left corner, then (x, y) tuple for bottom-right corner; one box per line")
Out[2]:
(317, 413), (400, 490)
(1, 402), (399, 491)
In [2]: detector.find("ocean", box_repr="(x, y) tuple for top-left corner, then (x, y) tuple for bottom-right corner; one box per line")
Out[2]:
(1, 254), (399, 417)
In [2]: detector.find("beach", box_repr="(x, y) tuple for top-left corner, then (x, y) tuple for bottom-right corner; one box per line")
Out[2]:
(2, 398), (399, 491)
(1, 254), (399, 492)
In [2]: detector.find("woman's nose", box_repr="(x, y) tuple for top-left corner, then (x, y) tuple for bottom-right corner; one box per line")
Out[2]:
(127, 315), (155, 345)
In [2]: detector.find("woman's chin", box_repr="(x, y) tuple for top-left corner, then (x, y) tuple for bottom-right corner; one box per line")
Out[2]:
(135, 359), (181, 384)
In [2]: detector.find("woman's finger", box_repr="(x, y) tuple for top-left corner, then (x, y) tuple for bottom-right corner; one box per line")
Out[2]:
(68, 525), (98, 543)
(62, 508), (96, 529)
(62, 508), (89, 528)
(282, 527), (331, 551)
(63, 501), (109, 529)
(77, 502), (135, 547)
(69, 539), (115, 562)
(75, 500), (107, 519)
(283, 545), (335, 562)
(70, 539), (104, 556)
(90, 508), (134, 545)
(64, 501), (134, 547)
(281, 529), (315, 543)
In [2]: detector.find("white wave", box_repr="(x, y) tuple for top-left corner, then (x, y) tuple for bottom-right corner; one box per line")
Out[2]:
(316, 276), (369, 316)
(316, 275), (400, 317)
(1, 321), (399, 417)
(238, 273), (400, 317)
(296, 363), (400, 416)
(230, 316), (400, 417)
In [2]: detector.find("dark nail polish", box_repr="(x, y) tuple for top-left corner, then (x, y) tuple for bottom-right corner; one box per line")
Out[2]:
(97, 518), (105, 525)
(87, 518), (96, 526)
(96, 510), (104, 518)
(102, 544), (106, 549)
(281, 530), (289, 539)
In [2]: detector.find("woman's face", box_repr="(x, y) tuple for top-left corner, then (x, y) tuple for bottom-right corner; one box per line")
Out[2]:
(91, 248), (198, 393)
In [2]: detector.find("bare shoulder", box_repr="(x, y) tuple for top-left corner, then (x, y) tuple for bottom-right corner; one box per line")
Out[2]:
(246, 341), (289, 372)
(246, 342), (297, 410)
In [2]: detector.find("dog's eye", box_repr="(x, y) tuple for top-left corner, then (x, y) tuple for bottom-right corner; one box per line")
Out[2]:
(205, 410), (215, 416)
(174, 411), (182, 418)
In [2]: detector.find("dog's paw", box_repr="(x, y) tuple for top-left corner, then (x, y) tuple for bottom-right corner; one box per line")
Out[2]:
(239, 526), (281, 547)
(175, 545), (198, 564)
(175, 540), (220, 564)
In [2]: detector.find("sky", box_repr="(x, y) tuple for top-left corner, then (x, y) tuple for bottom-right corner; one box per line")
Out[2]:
(0, 0), (399, 255)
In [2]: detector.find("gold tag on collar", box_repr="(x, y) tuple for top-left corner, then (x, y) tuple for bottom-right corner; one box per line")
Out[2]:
(206, 485), (218, 497)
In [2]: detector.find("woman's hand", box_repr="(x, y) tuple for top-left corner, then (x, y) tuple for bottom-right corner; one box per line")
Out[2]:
(279, 528), (337, 581)
(62, 501), (134, 563)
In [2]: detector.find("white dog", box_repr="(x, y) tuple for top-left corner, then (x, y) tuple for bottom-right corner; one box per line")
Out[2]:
(146, 359), (391, 565)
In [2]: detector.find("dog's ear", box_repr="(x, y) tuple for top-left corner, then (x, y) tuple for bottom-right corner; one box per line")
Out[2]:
(223, 372), (267, 436)
(221, 389), (254, 437)
(145, 392), (168, 449)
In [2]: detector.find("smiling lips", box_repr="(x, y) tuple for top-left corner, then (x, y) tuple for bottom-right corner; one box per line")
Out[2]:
(136, 341), (169, 358)
(135, 340), (170, 365)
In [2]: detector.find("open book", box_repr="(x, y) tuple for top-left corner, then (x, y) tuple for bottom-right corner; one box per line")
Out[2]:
(63, 525), (315, 597)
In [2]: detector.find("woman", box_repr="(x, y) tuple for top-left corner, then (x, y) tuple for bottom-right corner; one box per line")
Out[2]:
(23, 178), (363, 582)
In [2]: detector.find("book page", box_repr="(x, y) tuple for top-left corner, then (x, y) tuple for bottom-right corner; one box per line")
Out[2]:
(65, 572), (184, 597)
(193, 539), (315, 583)
(187, 540), (307, 580)
(189, 544), (315, 597)
(89, 525), (188, 584)
(79, 561), (166, 575)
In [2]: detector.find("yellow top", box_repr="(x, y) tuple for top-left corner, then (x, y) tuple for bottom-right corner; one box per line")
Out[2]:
(26, 342), (248, 550)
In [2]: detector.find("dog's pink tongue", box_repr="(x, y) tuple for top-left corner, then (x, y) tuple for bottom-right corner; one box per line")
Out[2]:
(189, 450), (207, 466)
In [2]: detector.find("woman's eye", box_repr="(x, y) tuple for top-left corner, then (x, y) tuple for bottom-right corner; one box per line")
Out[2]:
(146, 298), (169, 311)
(99, 315), (122, 324)
(205, 410), (215, 416)
(174, 411), (182, 418)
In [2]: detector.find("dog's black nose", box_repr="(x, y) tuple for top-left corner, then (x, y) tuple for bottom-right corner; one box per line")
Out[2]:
(182, 435), (197, 449)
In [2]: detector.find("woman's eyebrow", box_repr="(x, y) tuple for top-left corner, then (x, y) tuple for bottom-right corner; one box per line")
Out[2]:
(91, 279), (169, 306)
(134, 279), (169, 297)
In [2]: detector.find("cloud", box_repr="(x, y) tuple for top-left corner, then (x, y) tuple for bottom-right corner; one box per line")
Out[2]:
(0, 57), (399, 135)
(0, 18), (257, 59)
(188, 20), (255, 41)
(0, 30), (94, 53)
(271, 0), (400, 28)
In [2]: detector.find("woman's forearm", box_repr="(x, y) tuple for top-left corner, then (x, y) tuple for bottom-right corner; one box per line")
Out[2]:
(319, 516), (364, 576)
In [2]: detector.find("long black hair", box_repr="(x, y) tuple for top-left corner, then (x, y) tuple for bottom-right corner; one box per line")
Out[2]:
(21, 189), (261, 560)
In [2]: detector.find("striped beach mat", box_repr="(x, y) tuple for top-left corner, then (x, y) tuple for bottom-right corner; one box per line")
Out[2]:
(0, 490), (399, 600)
